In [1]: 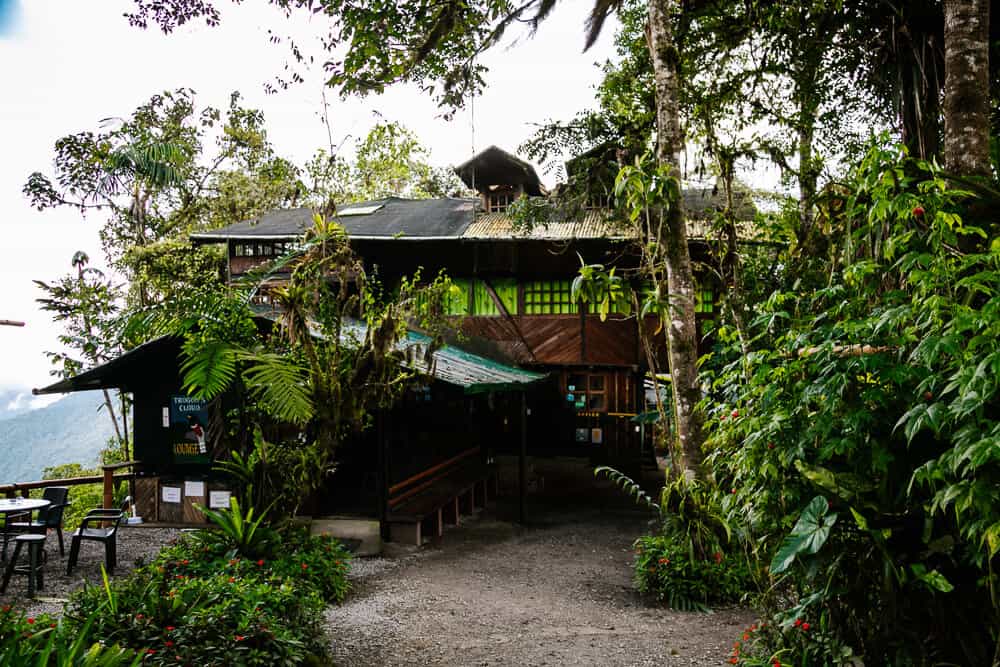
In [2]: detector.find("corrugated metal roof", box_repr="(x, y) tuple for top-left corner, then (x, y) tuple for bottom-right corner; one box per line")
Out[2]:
(258, 308), (545, 394)
(462, 211), (761, 241)
(402, 332), (546, 393)
(463, 210), (625, 240)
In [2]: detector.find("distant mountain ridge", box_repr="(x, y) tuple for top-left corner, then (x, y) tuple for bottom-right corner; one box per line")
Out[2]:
(0, 389), (115, 483)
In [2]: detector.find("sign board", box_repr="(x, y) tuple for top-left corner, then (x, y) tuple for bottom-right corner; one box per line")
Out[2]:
(168, 396), (210, 465)
(161, 486), (181, 503)
(184, 481), (205, 497)
(208, 491), (232, 509)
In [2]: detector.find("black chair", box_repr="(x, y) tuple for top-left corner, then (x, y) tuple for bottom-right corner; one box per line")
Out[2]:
(1, 533), (46, 597)
(8, 487), (70, 557)
(66, 496), (131, 576)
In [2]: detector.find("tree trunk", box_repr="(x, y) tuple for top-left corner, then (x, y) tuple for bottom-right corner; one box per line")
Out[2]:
(943, 0), (991, 177)
(647, 0), (705, 479)
(101, 388), (124, 444)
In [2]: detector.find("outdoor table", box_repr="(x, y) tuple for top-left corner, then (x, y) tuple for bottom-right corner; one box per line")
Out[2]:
(0, 498), (50, 561)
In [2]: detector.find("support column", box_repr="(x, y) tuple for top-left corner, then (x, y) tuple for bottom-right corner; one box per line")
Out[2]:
(519, 391), (527, 525)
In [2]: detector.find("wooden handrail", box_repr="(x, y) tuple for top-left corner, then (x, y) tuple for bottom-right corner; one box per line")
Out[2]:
(388, 447), (480, 496)
(0, 473), (134, 499)
(102, 460), (139, 472)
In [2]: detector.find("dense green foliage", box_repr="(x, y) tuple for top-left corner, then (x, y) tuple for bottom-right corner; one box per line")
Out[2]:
(633, 534), (751, 611)
(706, 146), (1000, 665)
(0, 608), (140, 666)
(60, 522), (351, 666)
(66, 568), (327, 666)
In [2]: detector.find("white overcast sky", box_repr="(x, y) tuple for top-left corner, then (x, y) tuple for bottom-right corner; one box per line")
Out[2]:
(0, 0), (620, 390)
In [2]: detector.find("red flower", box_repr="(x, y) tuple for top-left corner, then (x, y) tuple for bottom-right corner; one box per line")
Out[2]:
(50, 623), (57, 628)
(26, 618), (34, 625)
(235, 635), (245, 642)
(713, 552), (723, 564)
(228, 577), (236, 583)
(165, 641), (174, 647)
(793, 618), (802, 627)
(658, 557), (670, 564)
(731, 409), (739, 418)
(166, 626), (175, 632)
(181, 559), (189, 565)
(912, 205), (925, 218)
(257, 559), (264, 566)
(802, 622), (810, 631)
(136, 614), (144, 620)
(731, 489), (736, 494)
(301, 563), (308, 570)
(742, 633), (749, 641)
(147, 649), (157, 655)
(773, 661), (781, 667)
(924, 390), (933, 401)
(729, 659), (738, 665)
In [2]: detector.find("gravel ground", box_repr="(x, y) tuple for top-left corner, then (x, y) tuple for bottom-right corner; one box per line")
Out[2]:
(326, 458), (757, 666)
(0, 526), (183, 617)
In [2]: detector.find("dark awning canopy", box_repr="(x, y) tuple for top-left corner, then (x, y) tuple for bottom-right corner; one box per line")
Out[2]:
(33, 336), (182, 395)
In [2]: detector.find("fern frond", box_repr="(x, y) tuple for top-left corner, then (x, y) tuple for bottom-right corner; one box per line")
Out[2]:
(595, 466), (662, 518)
(180, 339), (240, 399)
(238, 351), (313, 425)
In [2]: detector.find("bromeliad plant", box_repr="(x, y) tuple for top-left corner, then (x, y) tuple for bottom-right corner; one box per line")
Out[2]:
(195, 496), (276, 559)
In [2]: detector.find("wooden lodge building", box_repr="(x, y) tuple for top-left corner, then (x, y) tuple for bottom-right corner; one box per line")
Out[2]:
(191, 146), (750, 460)
(34, 146), (757, 543)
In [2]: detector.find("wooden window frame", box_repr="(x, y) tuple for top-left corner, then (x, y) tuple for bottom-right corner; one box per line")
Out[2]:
(564, 371), (609, 413)
(487, 191), (515, 213)
(523, 280), (578, 315)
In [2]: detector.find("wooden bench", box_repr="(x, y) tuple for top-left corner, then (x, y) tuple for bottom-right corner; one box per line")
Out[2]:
(386, 447), (497, 545)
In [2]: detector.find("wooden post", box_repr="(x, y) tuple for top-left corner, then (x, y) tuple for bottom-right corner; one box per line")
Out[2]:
(519, 391), (527, 525)
(102, 467), (114, 510)
(377, 411), (390, 541)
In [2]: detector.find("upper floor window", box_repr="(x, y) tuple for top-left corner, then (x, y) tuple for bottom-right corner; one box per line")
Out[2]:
(233, 242), (286, 258)
(445, 279), (519, 316)
(485, 186), (518, 213)
(524, 280), (578, 315)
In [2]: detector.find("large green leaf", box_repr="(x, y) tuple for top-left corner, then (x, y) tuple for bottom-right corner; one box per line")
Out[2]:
(770, 496), (838, 574)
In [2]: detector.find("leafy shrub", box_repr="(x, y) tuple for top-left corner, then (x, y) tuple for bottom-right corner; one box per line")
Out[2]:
(728, 615), (857, 667)
(155, 525), (352, 604)
(0, 606), (139, 665)
(633, 534), (752, 611)
(64, 564), (327, 666)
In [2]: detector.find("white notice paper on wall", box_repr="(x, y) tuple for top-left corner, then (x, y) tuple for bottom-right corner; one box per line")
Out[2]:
(184, 481), (205, 498)
(208, 491), (231, 509)
(161, 487), (182, 503)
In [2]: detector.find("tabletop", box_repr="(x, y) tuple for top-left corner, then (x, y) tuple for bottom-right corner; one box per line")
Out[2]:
(0, 498), (51, 514)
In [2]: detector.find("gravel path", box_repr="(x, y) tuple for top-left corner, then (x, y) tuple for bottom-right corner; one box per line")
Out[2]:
(0, 526), (182, 618)
(326, 459), (756, 666)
